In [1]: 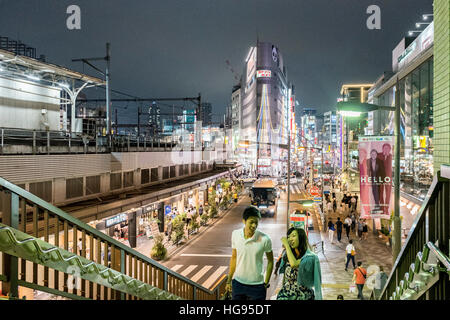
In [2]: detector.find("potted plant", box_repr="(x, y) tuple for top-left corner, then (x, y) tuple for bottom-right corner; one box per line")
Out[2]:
(170, 215), (186, 245)
(209, 205), (218, 219)
(188, 215), (200, 235)
(150, 233), (167, 261)
(200, 212), (209, 226)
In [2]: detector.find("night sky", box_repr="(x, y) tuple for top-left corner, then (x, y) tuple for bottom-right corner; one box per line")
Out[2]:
(0, 0), (433, 123)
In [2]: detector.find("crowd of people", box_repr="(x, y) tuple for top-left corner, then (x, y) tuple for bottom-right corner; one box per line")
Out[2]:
(321, 175), (385, 300)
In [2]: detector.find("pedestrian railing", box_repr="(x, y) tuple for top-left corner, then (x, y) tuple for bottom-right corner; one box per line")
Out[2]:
(378, 164), (450, 300)
(0, 127), (218, 155)
(0, 176), (228, 300)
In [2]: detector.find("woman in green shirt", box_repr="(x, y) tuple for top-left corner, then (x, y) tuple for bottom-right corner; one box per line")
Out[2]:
(277, 228), (322, 300)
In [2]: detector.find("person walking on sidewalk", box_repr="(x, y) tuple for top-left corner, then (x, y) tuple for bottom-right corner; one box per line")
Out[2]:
(225, 206), (274, 300)
(352, 262), (367, 300)
(362, 220), (369, 240)
(327, 219), (335, 244)
(351, 212), (356, 233)
(345, 240), (356, 271)
(357, 219), (364, 240)
(344, 216), (352, 239)
(373, 266), (388, 299)
(276, 227), (322, 300)
(327, 201), (333, 214)
(335, 217), (343, 242)
(351, 194), (357, 211)
(332, 198), (337, 213)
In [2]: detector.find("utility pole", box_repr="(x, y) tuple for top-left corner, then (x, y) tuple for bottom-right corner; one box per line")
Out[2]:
(106, 43), (111, 143)
(72, 42), (111, 145)
(137, 106), (141, 138)
(393, 78), (402, 263)
(287, 127), (291, 230)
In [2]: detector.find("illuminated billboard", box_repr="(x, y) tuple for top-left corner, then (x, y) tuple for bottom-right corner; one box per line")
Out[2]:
(359, 136), (394, 219)
(256, 70), (271, 78)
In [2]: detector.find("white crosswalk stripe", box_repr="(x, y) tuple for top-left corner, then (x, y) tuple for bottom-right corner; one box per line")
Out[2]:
(180, 265), (198, 277)
(171, 265), (183, 272)
(168, 264), (228, 288)
(202, 266), (228, 289)
(290, 184), (301, 194)
(191, 265), (213, 282)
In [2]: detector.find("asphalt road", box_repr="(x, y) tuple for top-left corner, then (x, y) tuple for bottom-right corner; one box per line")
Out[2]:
(161, 183), (311, 297)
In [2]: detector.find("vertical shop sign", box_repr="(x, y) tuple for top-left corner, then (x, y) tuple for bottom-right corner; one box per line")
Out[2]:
(358, 136), (394, 219)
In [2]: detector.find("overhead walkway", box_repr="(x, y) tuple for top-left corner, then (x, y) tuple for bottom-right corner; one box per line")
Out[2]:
(0, 177), (227, 300)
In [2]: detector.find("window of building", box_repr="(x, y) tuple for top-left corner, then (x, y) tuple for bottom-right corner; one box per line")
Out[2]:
(124, 171), (134, 188)
(110, 173), (122, 190)
(86, 175), (101, 195)
(66, 178), (83, 199)
(163, 167), (169, 179)
(151, 168), (159, 182)
(29, 181), (52, 203)
(141, 169), (150, 185)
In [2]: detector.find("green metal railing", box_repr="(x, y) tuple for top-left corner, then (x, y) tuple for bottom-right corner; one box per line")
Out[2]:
(379, 164), (450, 300)
(0, 177), (228, 300)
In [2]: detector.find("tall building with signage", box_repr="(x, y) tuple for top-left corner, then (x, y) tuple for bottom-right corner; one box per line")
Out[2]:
(338, 84), (373, 172)
(199, 102), (212, 127)
(239, 41), (290, 175)
(148, 102), (161, 136)
(231, 85), (241, 160)
(323, 111), (337, 147)
(300, 108), (318, 145)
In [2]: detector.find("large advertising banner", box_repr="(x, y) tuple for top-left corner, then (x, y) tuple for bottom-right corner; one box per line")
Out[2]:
(359, 136), (394, 219)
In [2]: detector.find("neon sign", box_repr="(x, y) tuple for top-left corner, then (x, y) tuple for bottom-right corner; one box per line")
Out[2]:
(256, 70), (272, 78)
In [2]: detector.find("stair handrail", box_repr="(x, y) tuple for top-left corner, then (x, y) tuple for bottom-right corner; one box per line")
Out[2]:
(379, 164), (450, 299)
(0, 176), (224, 298)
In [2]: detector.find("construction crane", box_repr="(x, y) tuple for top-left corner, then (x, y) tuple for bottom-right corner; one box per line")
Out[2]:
(225, 60), (241, 83)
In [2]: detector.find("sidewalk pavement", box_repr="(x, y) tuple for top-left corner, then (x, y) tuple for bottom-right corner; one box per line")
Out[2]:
(319, 203), (393, 300)
(132, 198), (242, 264)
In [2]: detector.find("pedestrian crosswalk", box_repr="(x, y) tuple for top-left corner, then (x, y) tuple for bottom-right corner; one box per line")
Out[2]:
(169, 264), (228, 289)
(289, 184), (303, 194)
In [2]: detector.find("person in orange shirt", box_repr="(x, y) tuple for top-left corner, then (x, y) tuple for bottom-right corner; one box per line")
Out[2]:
(352, 261), (367, 300)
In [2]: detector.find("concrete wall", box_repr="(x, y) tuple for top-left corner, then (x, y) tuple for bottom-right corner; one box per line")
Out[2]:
(0, 76), (61, 131)
(0, 150), (223, 206)
(433, 0), (450, 173)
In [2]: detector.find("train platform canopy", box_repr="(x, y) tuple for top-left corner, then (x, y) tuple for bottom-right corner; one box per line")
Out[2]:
(0, 48), (105, 88)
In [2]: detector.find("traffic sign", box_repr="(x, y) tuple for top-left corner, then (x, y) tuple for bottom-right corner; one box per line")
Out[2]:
(164, 205), (172, 215)
(309, 186), (320, 197)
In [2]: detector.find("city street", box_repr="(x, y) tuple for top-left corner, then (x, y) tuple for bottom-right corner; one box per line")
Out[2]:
(1, 0), (448, 304)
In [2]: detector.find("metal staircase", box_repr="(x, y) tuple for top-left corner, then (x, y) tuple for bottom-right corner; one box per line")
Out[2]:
(0, 177), (227, 300)
(379, 164), (450, 300)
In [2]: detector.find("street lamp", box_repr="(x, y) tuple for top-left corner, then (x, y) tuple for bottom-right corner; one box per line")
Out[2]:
(336, 79), (401, 264)
(422, 14), (433, 21)
(408, 30), (422, 36)
(415, 22), (430, 28)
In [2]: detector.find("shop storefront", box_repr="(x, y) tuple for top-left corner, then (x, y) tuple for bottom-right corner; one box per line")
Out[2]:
(95, 202), (164, 248)
(371, 23), (434, 202)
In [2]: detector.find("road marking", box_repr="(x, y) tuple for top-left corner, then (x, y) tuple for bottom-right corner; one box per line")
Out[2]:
(180, 265), (198, 277)
(322, 283), (351, 289)
(171, 265), (183, 272)
(202, 266), (228, 289)
(180, 253), (232, 258)
(191, 265), (213, 282)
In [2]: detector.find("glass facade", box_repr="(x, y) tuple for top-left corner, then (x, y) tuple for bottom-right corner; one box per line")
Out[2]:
(375, 58), (434, 200)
